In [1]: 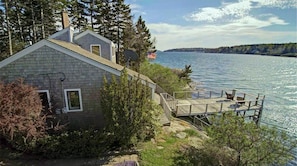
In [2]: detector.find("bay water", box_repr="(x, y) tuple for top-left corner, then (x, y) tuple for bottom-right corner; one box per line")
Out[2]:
(153, 52), (297, 164)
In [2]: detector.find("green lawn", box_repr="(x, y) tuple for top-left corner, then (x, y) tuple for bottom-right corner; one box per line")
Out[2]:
(138, 124), (204, 166)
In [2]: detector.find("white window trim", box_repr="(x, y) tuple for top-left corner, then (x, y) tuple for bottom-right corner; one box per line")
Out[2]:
(64, 88), (83, 112)
(90, 44), (102, 56)
(37, 90), (51, 108)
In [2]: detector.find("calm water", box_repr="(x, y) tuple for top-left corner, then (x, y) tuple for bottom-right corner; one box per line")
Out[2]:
(153, 52), (297, 164)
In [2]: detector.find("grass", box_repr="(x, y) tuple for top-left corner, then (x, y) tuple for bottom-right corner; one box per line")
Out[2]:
(138, 127), (203, 166)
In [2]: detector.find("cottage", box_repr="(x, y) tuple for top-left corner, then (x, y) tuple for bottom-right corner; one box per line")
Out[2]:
(0, 27), (156, 129)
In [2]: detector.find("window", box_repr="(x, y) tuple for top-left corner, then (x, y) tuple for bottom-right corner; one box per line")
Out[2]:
(91, 44), (101, 56)
(38, 90), (51, 112)
(64, 89), (83, 112)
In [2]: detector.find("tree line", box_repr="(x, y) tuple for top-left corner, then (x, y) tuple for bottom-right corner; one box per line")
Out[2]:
(0, 0), (155, 70)
(165, 43), (297, 57)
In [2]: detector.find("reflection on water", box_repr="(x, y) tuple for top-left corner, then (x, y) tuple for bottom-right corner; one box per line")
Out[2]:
(154, 52), (297, 163)
(154, 52), (297, 134)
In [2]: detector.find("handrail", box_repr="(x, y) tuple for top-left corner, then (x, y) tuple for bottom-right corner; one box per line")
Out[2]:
(173, 89), (265, 102)
(175, 98), (265, 116)
(160, 93), (175, 122)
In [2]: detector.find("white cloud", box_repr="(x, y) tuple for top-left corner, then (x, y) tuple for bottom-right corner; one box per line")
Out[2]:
(148, 15), (293, 50)
(186, 0), (252, 22)
(186, 0), (296, 23)
(128, 3), (146, 15)
(252, 0), (297, 9)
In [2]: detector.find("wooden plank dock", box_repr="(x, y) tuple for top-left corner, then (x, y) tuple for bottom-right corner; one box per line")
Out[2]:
(160, 89), (265, 126)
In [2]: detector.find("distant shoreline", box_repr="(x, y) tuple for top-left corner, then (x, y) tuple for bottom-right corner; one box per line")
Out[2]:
(163, 43), (297, 58)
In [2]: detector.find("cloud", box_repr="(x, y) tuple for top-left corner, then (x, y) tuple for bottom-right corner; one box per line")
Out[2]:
(148, 15), (293, 50)
(252, 0), (297, 9)
(128, 3), (146, 15)
(186, 0), (296, 23)
(186, 0), (252, 22)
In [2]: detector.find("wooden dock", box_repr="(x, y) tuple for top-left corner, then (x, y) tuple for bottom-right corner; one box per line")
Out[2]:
(160, 89), (265, 126)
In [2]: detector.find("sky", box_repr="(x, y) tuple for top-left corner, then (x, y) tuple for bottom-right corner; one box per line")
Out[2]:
(125, 0), (297, 51)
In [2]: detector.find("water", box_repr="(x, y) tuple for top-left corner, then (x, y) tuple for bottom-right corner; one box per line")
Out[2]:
(153, 52), (297, 163)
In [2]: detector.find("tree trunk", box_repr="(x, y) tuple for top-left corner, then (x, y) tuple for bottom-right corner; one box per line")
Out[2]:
(4, 0), (12, 55)
(41, 7), (45, 39)
(16, 3), (24, 42)
(31, 1), (37, 43)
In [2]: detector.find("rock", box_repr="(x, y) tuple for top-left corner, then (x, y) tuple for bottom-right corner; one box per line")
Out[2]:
(151, 138), (156, 144)
(157, 146), (164, 150)
(176, 132), (187, 139)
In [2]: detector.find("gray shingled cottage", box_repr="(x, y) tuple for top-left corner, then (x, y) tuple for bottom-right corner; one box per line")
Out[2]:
(0, 26), (156, 129)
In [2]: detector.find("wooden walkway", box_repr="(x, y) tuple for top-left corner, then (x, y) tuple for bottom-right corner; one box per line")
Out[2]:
(160, 89), (265, 126)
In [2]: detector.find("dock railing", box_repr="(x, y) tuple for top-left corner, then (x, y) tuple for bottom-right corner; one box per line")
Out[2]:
(173, 89), (265, 117)
(160, 93), (176, 122)
(176, 102), (226, 116)
(173, 90), (224, 99)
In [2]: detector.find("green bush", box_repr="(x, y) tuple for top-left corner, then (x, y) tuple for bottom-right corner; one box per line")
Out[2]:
(139, 61), (187, 95)
(205, 112), (297, 165)
(32, 129), (107, 158)
(100, 69), (161, 148)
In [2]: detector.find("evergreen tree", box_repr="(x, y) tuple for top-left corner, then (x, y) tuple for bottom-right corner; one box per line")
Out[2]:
(134, 16), (154, 63)
(100, 69), (160, 147)
(92, 0), (113, 36)
(68, 0), (89, 32)
(0, 0), (63, 59)
(0, 7), (9, 60)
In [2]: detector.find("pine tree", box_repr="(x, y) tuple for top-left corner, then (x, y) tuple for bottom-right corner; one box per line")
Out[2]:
(0, 7), (9, 60)
(68, 0), (89, 32)
(92, 0), (111, 36)
(134, 16), (154, 63)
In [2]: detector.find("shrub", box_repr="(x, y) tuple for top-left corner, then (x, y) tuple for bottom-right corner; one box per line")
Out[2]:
(100, 69), (161, 148)
(205, 112), (297, 165)
(33, 129), (107, 158)
(0, 79), (47, 151)
(139, 61), (187, 95)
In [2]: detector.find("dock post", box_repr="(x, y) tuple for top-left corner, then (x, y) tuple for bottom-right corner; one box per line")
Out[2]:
(205, 104), (208, 113)
(221, 90), (223, 97)
(220, 103), (223, 112)
(209, 91), (212, 98)
(248, 101), (251, 110)
(189, 104), (192, 116)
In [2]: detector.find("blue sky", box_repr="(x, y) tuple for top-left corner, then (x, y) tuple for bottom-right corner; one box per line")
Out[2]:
(125, 0), (297, 51)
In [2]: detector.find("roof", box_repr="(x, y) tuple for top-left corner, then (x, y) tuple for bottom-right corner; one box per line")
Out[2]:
(74, 30), (114, 45)
(48, 26), (74, 41)
(0, 39), (155, 86)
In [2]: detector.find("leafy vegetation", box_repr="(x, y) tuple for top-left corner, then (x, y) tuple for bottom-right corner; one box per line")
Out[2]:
(165, 43), (297, 57)
(171, 64), (193, 84)
(100, 69), (161, 148)
(139, 61), (188, 95)
(0, 80), (47, 152)
(32, 129), (107, 158)
(204, 112), (297, 165)
(136, 113), (297, 166)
